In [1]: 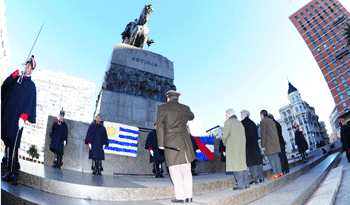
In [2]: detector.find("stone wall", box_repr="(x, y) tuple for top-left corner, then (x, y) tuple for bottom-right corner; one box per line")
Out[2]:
(44, 115), (226, 175)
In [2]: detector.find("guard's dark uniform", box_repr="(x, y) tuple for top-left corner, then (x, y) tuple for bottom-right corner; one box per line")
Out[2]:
(145, 129), (165, 177)
(85, 121), (109, 175)
(49, 116), (68, 168)
(1, 56), (37, 185)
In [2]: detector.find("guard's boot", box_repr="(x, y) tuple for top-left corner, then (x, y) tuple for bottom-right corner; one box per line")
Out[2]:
(191, 162), (198, 176)
(100, 160), (103, 172)
(91, 160), (95, 170)
(53, 155), (58, 168)
(153, 163), (157, 177)
(57, 155), (63, 169)
(155, 162), (160, 178)
(158, 162), (165, 178)
(92, 159), (98, 175)
(10, 172), (17, 185)
(2, 147), (11, 182)
(97, 160), (102, 176)
(13, 149), (20, 176)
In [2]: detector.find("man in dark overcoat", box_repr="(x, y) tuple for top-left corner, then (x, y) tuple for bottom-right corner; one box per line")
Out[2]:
(85, 114), (109, 176)
(241, 110), (264, 184)
(294, 124), (308, 163)
(260, 110), (282, 180)
(187, 127), (199, 176)
(145, 123), (165, 178)
(340, 119), (350, 163)
(268, 114), (289, 174)
(156, 90), (196, 203)
(1, 56), (37, 185)
(49, 109), (68, 169)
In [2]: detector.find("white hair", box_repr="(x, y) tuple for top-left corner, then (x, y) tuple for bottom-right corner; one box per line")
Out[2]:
(241, 109), (250, 118)
(226, 109), (236, 117)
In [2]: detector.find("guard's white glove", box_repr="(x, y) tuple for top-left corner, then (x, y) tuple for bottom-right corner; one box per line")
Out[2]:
(150, 150), (154, 157)
(57, 115), (61, 121)
(19, 65), (26, 76)
(103, 145), (106, 150)
(89, 144), (92, 150)
(223, 152), (226, 157)
(18, 118), (25, 129)
(64, 141), (67, 146)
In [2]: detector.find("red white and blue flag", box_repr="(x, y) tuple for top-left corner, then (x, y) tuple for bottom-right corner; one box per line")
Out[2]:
(194, 136), (215, 161)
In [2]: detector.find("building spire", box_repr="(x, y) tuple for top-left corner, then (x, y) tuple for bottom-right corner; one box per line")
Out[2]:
(288, 80), (298, 94)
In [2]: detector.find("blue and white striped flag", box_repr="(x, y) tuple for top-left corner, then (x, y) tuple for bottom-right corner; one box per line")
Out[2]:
(195, 136), (215, 161)
(103, 121), (139, 157)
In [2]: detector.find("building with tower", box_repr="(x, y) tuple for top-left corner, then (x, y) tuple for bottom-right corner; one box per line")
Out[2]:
(278, 82), (328, 155)
(289, 0), (350, 121)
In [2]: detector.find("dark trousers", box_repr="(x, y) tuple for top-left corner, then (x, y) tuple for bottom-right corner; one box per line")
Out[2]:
(278, 152), (289, 173)
(233, 170), (249, 189)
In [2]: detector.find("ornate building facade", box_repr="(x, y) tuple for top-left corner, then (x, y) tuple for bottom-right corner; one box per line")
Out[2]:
(277, 82), (328, 155)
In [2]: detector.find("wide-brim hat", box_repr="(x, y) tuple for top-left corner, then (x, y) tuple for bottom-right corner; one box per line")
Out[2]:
(166, 90), (181, 98)
(27, 55), (36, 70)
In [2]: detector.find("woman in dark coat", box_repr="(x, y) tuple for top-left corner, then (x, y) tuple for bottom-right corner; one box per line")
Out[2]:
(145, 123), (165, 178)
(49, 109), (68, 169)
(85, 114), (109, 175)
(294, 124), (308, 163)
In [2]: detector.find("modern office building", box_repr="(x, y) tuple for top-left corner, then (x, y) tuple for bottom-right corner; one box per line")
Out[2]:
(289, 0), (350, 120)
(19, 70), (96, 163)
(278, 82), (328, 155)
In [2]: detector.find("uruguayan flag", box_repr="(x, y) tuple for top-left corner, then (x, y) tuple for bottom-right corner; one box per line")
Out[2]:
(196, 136), (215, 161)
(103, 121), (139, 157)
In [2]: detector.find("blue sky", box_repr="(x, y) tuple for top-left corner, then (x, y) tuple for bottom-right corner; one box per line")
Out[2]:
(3, 0), (350, 135)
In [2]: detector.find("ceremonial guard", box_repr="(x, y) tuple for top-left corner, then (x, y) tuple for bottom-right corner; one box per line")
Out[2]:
(85, 114), (109, 176)
(1, 56), (37, 185)
(294, 124), (309, 163)
(49, 109), (68, 169)
(145, 123), (165, 178)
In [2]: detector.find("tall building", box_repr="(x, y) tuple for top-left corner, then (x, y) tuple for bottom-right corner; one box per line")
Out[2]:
(289, 0), (350, 120)
(278, 82), (328, 155)
(19, 70), (96, 162)
(328, 106), (341, 142)
(0, 0), (10, 81)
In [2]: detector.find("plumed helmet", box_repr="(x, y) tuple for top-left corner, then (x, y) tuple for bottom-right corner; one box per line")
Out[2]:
(27, 55), (36, 69)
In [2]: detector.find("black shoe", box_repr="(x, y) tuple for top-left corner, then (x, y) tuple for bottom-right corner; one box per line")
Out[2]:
(233, 187), (244, 190)
(171, 199), (184, 203)
(185, 198), (192, 203)
(192, 172), (198, 176)
(10, 173), (17, 185)
(245, 185), (250, 189)
(2, 171), (12, 182)
(249, 181), (255, 185)
(257, 179), (264, 183)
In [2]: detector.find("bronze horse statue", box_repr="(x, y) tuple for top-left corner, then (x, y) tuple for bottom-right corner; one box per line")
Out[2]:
(121, 4), (154, 49)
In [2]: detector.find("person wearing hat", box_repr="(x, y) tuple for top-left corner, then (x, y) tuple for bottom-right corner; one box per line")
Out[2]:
(1, 55), (37, 185)
(85, 114), (109, 176)
(156, 90), (196, 203)
(145, 123), (166, 178)
(294, 124), (308, 163)
(49, 109), (68, 169)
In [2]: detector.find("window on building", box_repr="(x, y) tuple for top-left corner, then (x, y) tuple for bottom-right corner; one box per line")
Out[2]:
(292, 97), (295, 102)
(295, 107), (299, 112)
(343, 102), (347, 109)
(306, 126), (310, 132)
(300, 105), (303, 111)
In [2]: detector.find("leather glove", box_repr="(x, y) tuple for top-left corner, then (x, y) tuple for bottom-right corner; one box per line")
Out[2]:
(18, 118), (25, 129)
(89, 144), (92, 150)
(64, 141), (67, 146)
(57, 115), (61, 121)
(223, 152), (226, 157)
(150, 150), (154, 157)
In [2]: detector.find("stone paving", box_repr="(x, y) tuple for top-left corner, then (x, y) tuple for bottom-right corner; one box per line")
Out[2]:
(333, 152), (350, 205)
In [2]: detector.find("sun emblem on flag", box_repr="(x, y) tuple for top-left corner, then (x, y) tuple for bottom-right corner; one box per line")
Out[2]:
(106, 126), (117, 137)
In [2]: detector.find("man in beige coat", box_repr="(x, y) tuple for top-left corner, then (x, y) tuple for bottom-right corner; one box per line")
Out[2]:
(222, 109), (249, 190)
(157, 90), (196, 203)
(260, 110), (283, 180)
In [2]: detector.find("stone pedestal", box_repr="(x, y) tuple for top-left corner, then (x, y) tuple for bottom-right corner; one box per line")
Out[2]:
(95, 43), (176, 129)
